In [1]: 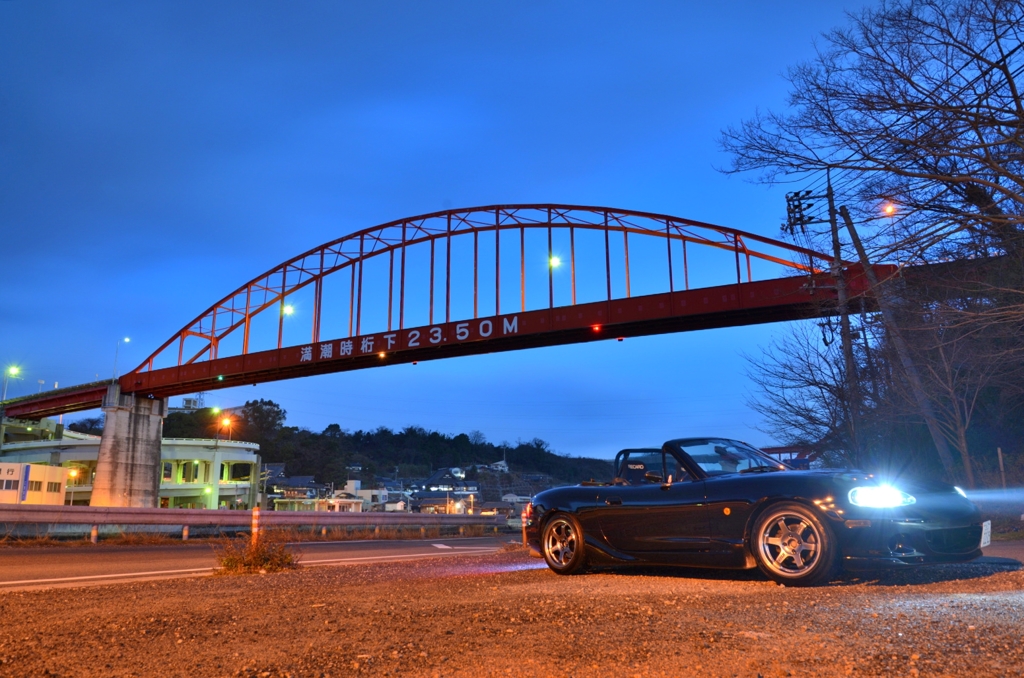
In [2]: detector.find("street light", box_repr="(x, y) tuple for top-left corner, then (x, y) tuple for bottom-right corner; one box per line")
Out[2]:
(112, 337), (130, 379)
(2, 365), (21, 401)
(0, 366), (22, 452)
(68, 468), (79, 506)
(549, 256), (561, 268)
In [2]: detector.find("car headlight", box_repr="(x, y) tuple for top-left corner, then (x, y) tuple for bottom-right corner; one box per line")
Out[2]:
(848, 485), (916, 508)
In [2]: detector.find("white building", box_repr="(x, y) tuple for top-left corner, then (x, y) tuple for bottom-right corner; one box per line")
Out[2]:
(0, 421), (260, 509)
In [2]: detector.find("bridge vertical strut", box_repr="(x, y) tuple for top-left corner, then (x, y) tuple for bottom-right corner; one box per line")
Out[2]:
(666, 221), (674, 293)
(445, 213), (452, 324)
(570, 225), (576, 305)
(429, 237), (435, 325)
(277, 268), (287, 350)
(547, 215), (553, 309)
(356, 233), (364, 337)
(387, 248), (394, 332)
(400, 222), (407, 330)
(734, 237), (741, 285)
(604, 212), (611, 301)
(314, 250), (324, 343)
(473, 229), (478, 318)
(683, 240), (689, 290)
(210, 302), (218, 360)
(519, 225), (525, 313)
(495, 210), (500, 316)
(623, 230), (631, 298)
(348, 258), (355, 337)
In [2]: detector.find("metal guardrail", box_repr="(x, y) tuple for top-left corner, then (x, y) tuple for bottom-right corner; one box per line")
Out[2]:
(0, 504), (503, 528)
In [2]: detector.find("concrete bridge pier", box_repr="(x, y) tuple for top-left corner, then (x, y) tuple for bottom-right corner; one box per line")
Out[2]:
(90, 383), (168, 508)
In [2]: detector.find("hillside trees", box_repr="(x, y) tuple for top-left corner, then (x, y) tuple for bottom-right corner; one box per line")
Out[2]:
(158, 399), (611, 487)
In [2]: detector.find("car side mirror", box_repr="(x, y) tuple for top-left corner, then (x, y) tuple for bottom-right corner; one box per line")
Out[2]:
(644, 471), (663, 484)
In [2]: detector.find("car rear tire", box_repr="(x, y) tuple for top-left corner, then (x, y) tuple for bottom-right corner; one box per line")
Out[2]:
(542, 513), (587, 575)
(752, 502), (837, 587)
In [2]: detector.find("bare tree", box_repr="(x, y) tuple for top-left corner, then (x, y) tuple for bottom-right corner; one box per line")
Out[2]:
(721, 0), (1024, 258)
(745, 323), (862, 466)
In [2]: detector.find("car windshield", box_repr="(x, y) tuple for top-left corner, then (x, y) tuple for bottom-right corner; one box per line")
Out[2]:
(676, 439), (786, 476)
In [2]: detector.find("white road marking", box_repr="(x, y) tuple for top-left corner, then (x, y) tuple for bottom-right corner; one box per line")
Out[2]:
(301, 548), (497, 565)
(432, 543), (453, 549)
(0, 567), (214, 587)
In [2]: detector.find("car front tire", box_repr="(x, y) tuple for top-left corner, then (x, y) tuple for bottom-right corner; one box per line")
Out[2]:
(752, 501), (837, 586)
(542, 513), (587, 575)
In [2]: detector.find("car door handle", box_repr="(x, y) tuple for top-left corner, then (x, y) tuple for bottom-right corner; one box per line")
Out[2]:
(605, 496), (622, 506)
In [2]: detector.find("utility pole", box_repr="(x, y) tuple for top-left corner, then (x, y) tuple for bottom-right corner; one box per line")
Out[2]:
(785, 180), (862, 464)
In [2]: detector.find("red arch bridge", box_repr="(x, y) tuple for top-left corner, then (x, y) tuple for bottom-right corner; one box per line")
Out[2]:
(5, 204), (894, 422)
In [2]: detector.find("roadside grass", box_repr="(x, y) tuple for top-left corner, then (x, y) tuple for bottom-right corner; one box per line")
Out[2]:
(215, 535), (296, 574)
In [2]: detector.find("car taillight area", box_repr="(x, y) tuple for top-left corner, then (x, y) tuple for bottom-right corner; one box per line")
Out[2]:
(522, 502), (533, 523)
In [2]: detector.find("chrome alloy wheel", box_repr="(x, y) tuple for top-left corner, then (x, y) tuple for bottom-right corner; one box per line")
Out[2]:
(543, 517), (578, 568)
(757, 510), (822, 577)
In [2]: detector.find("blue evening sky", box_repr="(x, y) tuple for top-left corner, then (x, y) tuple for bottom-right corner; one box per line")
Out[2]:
(0, 1), (868, 458)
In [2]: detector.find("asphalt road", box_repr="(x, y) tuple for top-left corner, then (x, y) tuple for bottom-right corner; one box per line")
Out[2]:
(0, 536), (507, 591)
(0, 536), (1018, 593)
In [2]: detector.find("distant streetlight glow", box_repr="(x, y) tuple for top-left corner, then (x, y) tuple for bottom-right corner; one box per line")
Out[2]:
(2, 365), (22, 402)
(221, 418), (231, 427)
(882, 203), (896, 215)
(113, 337), (131, 379)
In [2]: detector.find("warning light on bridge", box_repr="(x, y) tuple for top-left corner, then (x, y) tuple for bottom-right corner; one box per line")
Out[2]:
(592, 325), (601, 332)
(217, 375), (224, 381)
(549, 256), (561, 268)
(378, 352), (386, 358)
(282, 304), (295, 316)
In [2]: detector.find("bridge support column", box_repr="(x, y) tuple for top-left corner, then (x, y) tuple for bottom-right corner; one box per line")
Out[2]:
(90, 384), (168, 508)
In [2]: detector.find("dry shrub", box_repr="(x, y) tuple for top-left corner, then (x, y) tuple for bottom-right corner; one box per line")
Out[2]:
(216, 536), (295, 574)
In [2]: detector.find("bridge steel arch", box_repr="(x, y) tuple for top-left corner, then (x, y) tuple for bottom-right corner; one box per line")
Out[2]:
(5, 204), (893, 420)
(121, 204), (868, 397)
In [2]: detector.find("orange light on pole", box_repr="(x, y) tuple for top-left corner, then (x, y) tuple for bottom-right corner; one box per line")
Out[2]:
(67, 468), (79, 506)
(220, 416), (234, 441)
(882, 203), (896, 215)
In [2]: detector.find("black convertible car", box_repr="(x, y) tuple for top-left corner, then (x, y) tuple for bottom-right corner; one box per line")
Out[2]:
(523, 438), (990, 586)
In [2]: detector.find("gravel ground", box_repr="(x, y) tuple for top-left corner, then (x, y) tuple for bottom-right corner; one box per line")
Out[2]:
(1, 547), (1022, 678)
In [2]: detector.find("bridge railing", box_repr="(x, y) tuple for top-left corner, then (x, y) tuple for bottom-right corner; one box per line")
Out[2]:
(0, 504), (503, 529)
